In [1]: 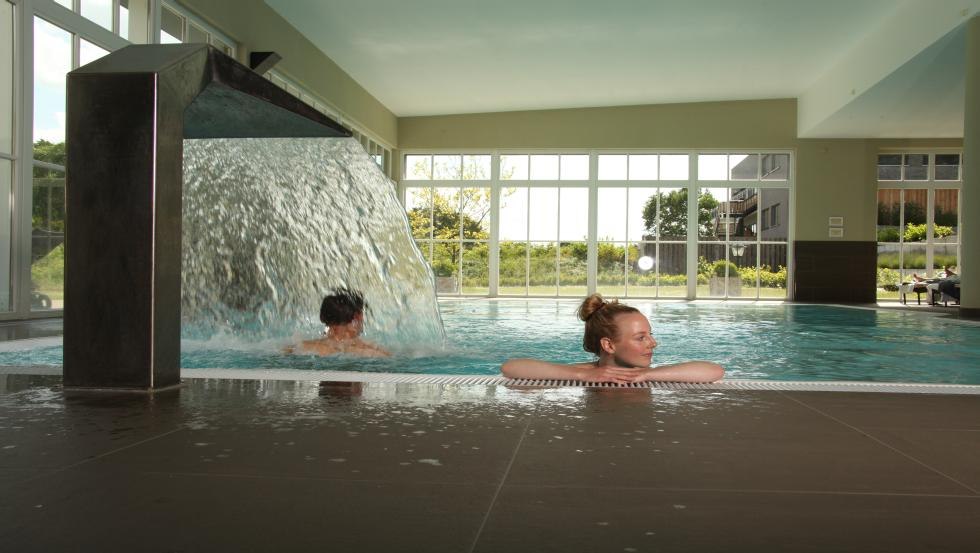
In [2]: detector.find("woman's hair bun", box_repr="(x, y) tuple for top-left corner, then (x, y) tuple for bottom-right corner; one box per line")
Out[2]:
(577, 293), (608, 322)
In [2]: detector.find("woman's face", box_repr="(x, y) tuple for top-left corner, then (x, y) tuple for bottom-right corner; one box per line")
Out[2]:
(605, 312), (657, 367)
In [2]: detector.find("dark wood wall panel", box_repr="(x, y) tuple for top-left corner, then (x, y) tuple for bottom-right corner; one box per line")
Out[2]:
(794, 241), (877, 303)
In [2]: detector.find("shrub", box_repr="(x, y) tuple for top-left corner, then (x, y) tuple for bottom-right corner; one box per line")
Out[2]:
(877, 267), (901, 287)
(904, 223), (953, 242)
(710, 259), (738, 277)
(876, 227), (900, 242)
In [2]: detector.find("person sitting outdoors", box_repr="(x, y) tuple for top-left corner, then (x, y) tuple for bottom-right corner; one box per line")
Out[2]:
(290, 289), (389, 357)
(501, 294), (724, 384)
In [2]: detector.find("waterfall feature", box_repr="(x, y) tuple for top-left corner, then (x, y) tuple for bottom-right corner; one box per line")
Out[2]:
(181, 137), (444, 350)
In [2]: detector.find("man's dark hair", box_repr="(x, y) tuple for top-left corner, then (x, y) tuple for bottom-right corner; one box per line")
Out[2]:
(319, 289), (365, 325)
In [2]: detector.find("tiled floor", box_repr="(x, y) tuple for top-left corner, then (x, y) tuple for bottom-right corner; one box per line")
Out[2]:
(1, 375), (977, 552)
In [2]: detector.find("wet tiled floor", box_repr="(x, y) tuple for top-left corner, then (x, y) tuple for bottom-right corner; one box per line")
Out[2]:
(0, 374), (977, 552)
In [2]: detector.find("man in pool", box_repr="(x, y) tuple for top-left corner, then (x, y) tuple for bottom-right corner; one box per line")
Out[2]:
(502, 294), (723, 384)
(291, 289), (390, 357)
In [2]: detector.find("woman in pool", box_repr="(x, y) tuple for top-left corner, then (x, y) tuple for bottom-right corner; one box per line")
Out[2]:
(502, 294), (723, 384)
(291, 289), (390, 357)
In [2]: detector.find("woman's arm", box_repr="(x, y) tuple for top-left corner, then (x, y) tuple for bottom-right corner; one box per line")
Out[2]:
(634, 361), (724, 383)
(501, 359), (643, 383)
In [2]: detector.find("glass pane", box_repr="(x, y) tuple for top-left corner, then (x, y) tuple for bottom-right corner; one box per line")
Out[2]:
(697, 243), (728, 298)
(405, 188), (432, 239)
(697, 154), (727, 180)
(500, 154), (528, 180)
(658, 187), (687, 240)
(558, 242), (587, 296)
(732, 243), (757, 298)
(160, 6), (183, 43)
(903, 154), (928, 180)
(903, 189), (927, 243)
(528, 188), (558, 240)
(53, 0), (71, 8)
(729, 187), (757, 241)
(432, 155), (461, 180)
(498, 241), (528, 295)
(935, 154), (960, 181)
(660, 155), (688, 180)
(758, 244), (787, 299)
(528, 242), (556, 295)
(529, 154), (558, 180)
(1, 0), (12, 153)
(876, 189), (901, 242)
(499, 187), (528, 240)
(934, 189), (958, 243)
(462, 155), (490, 180)
(596, 242), (626, 297)
(699, 187), (727, 240)
(461, 242), (489, 295)
(627, 188), (657, 242)
(32, 166), (65, 310)
(760, 188), (788, 241)
(119, 0), (130, 40)
(598, 154), (627, 180)
(461, 188), (490, 239)
(559, 187), (588, 241)
(432, 243), (457, 295)
(432, 188), (460, 239)
(33, 17), (71, 153)
(876, 244), (900, 301)
(629, 155), (657, 180)
(729, 154), (758, 180)
(626, 243), (656, 297)
(187, 22), (208, 44)
(0, 158), (11, 310)
(404, 155), (431, 180)
(596, 187), (627, 241)
(212, 38), (233, 56)
(902, 244), (926, 281)
(79, 38), (110, 67)
(933, 245), (957, 273)
(414, 240), (432, 264)
(761, 153), (789, 180)
(80, 0), (112, 31)
(877, 154), (901, 181)
(560, 155), (588, 180)
(658, 243), (687, 297)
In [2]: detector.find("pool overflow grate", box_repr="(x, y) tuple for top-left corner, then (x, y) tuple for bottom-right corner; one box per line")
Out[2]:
(171, 369), (980, 395)
(2, 366), (979, 395)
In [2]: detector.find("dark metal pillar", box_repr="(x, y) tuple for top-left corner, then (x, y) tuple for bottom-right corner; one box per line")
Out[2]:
(64, 45), (350, 389)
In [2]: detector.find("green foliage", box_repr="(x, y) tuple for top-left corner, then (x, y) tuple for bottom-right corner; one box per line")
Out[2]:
(876, 227), (900, 242)
(32, 140), (66, 176)
(31, 244), (64, 290)
(903, 223), (953, 242)
(876, 267), (901, 287)
(876, 253), (957, 270)
(710, 259), (738, 277)
(641, 189), (718, 238)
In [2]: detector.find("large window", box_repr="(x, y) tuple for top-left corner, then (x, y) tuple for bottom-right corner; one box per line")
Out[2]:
(401, 151), (793, 298)
(876, 153), (961, 300)
(404, 155), (491, 295)
(697, 154), (789, 299)
(596, 154), (689, 298)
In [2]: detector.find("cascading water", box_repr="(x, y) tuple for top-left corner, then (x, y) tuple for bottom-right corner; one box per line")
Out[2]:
(180, 137), (444, 352)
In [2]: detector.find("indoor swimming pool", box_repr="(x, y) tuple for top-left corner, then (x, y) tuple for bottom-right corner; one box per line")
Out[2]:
(2, 301), (979, 385)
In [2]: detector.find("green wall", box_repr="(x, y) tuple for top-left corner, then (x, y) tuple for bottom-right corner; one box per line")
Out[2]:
(179, 0), (397, 146)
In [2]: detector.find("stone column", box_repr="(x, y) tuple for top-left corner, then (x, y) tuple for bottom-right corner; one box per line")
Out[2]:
(962, 16), (980, 318)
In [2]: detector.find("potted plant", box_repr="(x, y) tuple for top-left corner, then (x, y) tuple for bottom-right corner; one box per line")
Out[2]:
(709, 260), (741, 296)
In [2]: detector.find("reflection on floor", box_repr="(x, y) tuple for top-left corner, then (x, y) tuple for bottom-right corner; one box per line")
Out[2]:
(1, 374), (977, 552)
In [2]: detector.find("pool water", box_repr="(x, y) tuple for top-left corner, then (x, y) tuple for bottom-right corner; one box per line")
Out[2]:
(2, 301), (979, 384)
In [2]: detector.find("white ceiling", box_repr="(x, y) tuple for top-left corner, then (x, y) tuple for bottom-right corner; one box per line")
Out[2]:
(265, 0), (979, 138)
